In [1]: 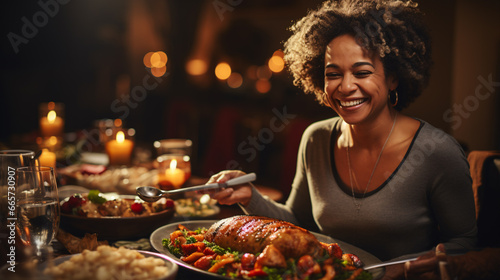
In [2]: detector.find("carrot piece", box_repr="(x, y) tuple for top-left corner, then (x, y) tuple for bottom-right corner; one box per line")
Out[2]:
(181, 252), (205, 263)
(194, 255), (215, 270)
(208, 257), (235, 273)
(181, 242), (206, 256)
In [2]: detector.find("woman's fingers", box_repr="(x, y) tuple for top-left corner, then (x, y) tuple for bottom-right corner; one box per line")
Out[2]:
(406, 257), (439, 275)
(211, 184), (253, 206)
(206, 170), (247, 184)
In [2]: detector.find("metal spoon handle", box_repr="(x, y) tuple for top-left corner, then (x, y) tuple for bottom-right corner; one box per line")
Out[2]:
(364, 257), (418, 270)
(162, 183), (225, 195)
(160, 173), (256, 195)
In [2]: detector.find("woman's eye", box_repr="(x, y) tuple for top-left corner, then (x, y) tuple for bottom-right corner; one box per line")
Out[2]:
(354, 71), (372, 77)
(325, 72), (341, 78)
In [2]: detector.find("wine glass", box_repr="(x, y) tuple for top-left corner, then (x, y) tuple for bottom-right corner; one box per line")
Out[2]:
(16, 166), (60, 260)
(0, 150), (37, 265)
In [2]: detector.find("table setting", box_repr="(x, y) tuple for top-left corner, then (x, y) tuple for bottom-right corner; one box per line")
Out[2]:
(1, 112), (388, 280)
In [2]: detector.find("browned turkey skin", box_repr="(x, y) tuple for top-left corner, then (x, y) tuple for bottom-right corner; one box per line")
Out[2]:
(204, 215), (325, 259)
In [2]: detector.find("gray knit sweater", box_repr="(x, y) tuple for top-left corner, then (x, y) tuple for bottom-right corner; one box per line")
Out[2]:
(244, 117), (477, 261)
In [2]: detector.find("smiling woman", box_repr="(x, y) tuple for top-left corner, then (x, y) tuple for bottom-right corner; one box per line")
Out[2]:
(206, 2), (477, 278)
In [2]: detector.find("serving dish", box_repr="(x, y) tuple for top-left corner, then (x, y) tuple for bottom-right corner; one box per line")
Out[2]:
(174, 196), (220, 219)
(59, 164), (157, 194)
(150, 220), (384, 279)
(60, 195), (175, 240)
(40, 250), (178, 280)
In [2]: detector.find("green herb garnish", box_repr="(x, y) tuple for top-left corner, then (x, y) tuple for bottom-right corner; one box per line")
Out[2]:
(162, 238), (182, 257)
(88, 190), (107, 204)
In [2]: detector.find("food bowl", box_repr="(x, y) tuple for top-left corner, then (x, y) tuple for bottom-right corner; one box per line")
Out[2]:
(59, 195), (175, 240)
(41, 248), (178, 280)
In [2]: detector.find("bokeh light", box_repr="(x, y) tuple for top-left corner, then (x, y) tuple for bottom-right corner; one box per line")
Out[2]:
(268, 55), (285, 73)
(256, 65), (272, 80)
(143, 52), (154, 68)
(246, 65), (258, 80)
(186, 59), (208, 76)
(255, 79), (271, 94)
(114, 118), (122, 127)
(144, 51), (168, 77)
(215, 62), (232, 80)
(227, 72), (243, 88)
(151, 65), (167, 77)
(273, 49), (285, 58)
(151, 51), (168, 68)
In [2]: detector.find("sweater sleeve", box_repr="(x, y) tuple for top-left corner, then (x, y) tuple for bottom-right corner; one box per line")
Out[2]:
(421, 127), (477, 251)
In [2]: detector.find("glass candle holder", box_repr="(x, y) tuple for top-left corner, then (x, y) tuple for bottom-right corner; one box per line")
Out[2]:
(156, 154), (191, 190)
(39, 102), (64, 137)
(105, 128), (135, 166)
(153, 139), (192, 157)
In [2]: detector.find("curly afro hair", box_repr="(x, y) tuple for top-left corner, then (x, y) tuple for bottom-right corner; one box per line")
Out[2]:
(283, 0), (432, 110)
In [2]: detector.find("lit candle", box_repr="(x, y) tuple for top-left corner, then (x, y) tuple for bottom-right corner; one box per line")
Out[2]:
(40, 110), (64, 136)
(105, 131), (134, 166)
(163, 159), (186, 188)
(38, 149), (56, 168)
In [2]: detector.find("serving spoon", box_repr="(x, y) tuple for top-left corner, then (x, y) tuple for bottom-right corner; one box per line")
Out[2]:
(136, 173), (257, 202)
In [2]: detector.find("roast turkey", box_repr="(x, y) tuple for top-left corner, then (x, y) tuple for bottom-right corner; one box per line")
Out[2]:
(204, 215), (325, 259)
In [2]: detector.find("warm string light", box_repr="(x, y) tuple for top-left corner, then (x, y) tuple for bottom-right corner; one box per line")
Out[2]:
(143, 51), (168, 77)
(184, 49), (284, 92)
(215, 62), (231, 80)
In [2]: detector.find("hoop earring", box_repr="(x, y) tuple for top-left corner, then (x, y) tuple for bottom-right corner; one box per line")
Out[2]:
(388, 90), (398, 107)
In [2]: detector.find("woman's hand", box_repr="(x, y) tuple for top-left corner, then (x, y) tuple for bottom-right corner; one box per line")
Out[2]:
(403, 244), (452, 280)
(205, 170), (253, 206)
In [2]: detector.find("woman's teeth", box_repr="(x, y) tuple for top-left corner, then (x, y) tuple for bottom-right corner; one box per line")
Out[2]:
(340, 99), (365, 107)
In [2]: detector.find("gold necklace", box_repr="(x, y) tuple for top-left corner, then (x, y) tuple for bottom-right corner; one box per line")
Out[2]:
(346, 112), (397, 213)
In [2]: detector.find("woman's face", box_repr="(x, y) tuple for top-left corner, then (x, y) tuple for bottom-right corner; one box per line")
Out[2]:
(323, 34), (397, 125)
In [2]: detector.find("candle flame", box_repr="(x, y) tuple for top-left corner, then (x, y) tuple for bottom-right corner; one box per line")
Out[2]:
(47, 110), (57, 123)
(169, 159), (178, 170)
(116, 131), (125, 143)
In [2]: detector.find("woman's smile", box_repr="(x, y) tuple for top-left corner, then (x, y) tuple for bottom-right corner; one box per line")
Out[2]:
(338, 98), (368, 108)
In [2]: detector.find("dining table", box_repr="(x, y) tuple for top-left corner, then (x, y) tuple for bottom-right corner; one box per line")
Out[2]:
(44, 172), (284, 280)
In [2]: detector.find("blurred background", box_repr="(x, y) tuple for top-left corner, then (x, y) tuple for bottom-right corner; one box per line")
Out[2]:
(1, 0), (499, 188)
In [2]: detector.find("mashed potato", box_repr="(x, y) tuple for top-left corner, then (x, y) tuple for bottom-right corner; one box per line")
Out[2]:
(44, 245), (170, 280)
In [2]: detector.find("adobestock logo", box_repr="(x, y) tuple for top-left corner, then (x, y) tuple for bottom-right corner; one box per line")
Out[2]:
(110, 68), (169, 119)
(7, 0), (71, 54)
(443, 74), (500, 130)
